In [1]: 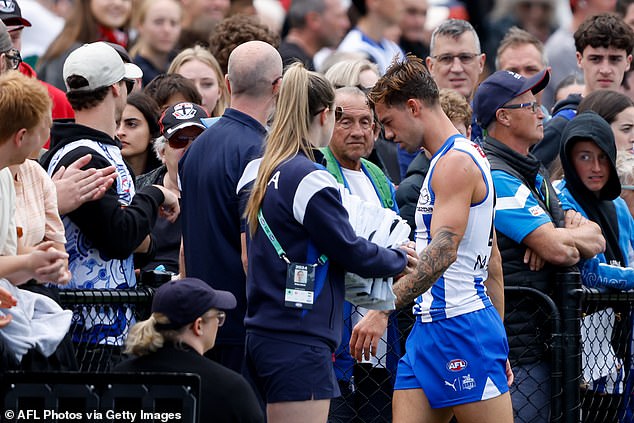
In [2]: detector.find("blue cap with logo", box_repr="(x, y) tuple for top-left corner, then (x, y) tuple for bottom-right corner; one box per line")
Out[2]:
(473, 68), (550, 130)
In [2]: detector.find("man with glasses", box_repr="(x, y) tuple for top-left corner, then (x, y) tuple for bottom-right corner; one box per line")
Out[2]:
(426, 19), (485, 103)
(40, 42), (180, 371)
(473, 69), (604, 422)
(179, 40), (283, 373)
(318, 87), (399, 423)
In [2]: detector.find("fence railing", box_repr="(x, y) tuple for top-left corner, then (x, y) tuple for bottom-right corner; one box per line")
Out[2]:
(6, 275), (634, 422)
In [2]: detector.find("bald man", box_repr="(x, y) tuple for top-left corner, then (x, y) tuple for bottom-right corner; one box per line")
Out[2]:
(179, 41), (283, 372)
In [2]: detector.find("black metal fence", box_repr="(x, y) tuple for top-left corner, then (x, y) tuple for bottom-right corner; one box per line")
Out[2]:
(5, 275), (634, 422)
(58, 287), (155, 373)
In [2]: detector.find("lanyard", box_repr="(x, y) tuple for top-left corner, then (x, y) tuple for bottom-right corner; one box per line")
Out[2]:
(257, 209), (327, 266)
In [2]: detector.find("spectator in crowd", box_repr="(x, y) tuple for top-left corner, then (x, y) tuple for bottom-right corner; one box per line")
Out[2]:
(40, 42), (180, 371)
(543, 0), (616, 110)
(17, 0), (65, 65)
(485, 0), (556, 74)
(426, 18), (485, 156)
(617, 152), (634, 222)
(129, 0), (182, 87)
(618, 0), (634, 30)
(114, 278), (264, 423)
(554, 73), (585, 103)
(208, 13), (280, 75)
(0, 71), (67, 372)
(143, 73), (202, 111)
(473, 69), (604, 422)
(337, 0), (405, 75)
(396, 88), (472, 240)
(179, 41), (282, 373)
(135, 102), (208, 275)
(242, 62), (412, 423)
(496, 26), (551, 120)
(318, 86), (400, 423)
(398, 0), (429, 60)
(117, 92), (162, 177)
(556, 112), (634, 420)
(278, 0), (349, 71)
(38, 0), (133, 91)
(167, 45), (228, 117)
(534, 13), (634, 170)
(350, 54), (511, 423)
(324, 58), (401, 184)
(426, 19), (485, 103)
(578, 89), (634, 153)
(0, 72), (69, 288)
(178, 0), (230, 49)
(0, 0), (74, 133)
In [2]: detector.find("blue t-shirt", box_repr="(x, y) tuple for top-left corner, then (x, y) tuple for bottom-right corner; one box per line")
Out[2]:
(179, 108), (266, 345)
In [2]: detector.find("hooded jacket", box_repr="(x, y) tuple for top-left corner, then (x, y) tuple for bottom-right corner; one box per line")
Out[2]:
(557, 112), (634, 289)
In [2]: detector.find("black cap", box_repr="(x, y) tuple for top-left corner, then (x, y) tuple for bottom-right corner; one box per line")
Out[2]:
(0, 0), (31, 27)
(152, 278), (237, 330)
(473, 69), (550, 129)
(158, 102), (208, 139)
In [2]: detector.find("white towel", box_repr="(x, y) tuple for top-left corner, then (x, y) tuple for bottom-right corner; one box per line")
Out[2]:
(338, 187), (410, 310)
(0, 279), (72, 362)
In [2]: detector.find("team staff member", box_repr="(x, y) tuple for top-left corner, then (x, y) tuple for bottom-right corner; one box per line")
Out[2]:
(242, 63), (415, 423)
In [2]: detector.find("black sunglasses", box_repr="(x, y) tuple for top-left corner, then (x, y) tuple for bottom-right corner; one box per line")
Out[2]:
(168, 133), (198, 149)
(123, 78), (135, 95)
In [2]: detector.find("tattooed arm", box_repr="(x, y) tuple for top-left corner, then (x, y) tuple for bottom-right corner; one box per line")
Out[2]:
(350, 150), (485, 361)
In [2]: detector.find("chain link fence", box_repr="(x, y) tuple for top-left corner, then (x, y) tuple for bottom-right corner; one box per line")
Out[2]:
(58, 287), (155, 373)
(13, 275), (634, 423)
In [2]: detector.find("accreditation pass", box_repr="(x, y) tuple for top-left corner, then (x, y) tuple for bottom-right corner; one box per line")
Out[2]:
(285, 262), (316, 309)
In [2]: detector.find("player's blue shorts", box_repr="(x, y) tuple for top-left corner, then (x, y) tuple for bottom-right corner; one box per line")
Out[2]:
(395, 305), (509, 408)
(245, 332), (340, 403)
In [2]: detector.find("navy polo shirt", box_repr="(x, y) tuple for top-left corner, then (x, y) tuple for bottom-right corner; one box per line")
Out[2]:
(179, 108), (266, 345)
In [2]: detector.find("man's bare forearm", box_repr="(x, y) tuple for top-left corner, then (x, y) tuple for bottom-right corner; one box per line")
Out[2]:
(394, 228), (458, 309)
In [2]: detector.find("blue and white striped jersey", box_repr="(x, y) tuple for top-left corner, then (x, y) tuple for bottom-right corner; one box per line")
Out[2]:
(414, 135), (495, 322)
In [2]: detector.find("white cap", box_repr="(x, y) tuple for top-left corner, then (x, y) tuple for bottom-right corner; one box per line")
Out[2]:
(62, 42), (143, 92)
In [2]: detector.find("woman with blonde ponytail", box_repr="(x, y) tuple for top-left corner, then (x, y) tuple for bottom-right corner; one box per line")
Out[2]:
(242, 63), (416, 423)
(113, 278), (263, 423)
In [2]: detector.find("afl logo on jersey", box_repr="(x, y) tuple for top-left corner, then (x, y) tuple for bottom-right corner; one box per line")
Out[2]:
(447, 359), (468, 372)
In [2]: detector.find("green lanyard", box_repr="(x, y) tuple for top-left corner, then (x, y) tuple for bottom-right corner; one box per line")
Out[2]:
(257, 209), (327, 266)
